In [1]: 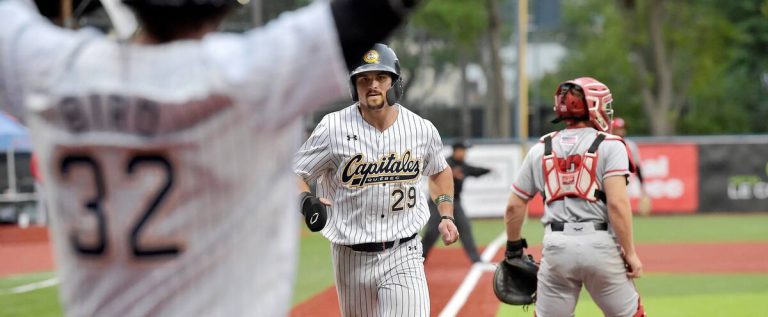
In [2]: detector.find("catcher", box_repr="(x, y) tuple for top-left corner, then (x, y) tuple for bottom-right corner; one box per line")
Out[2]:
(495, 77), (646, 316)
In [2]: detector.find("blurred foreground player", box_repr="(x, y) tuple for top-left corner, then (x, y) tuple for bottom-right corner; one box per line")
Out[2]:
(0, 0), (428, 315)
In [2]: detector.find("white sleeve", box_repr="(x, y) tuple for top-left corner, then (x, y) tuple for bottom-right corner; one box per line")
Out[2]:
(0, 0), (94, 118)
(511, 144), (540, 200)
(203, 2), (349, 125)
(422, 121), (448, 176)
(601, 140), (632, 180)
(295, 115), (332, 183)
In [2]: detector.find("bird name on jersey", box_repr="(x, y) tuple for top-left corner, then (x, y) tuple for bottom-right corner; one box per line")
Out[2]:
(341, 151), (422, 187)
(52, 93), (232, 136)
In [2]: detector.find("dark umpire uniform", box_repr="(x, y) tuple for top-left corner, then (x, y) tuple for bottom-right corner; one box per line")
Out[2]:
(422, 141), (491, 263)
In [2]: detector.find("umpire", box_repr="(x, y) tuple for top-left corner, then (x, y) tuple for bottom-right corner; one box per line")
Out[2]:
(422, 141), (491, 263)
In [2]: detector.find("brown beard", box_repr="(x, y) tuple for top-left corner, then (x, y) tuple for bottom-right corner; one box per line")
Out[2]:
(364, 94), (386, 109)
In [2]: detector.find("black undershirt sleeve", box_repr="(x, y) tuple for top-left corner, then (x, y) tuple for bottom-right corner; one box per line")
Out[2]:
(636, 166), (644, 183)
(330, 0), (420, 71)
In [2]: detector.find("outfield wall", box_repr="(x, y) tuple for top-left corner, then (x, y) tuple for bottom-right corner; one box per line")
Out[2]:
(452, 135), (768, 218)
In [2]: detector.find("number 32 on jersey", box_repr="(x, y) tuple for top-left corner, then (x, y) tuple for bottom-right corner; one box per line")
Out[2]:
(56, 150), (180, 259)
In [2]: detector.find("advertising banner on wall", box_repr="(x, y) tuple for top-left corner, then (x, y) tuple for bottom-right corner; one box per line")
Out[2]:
(628, 144), (699, 213)
(456, 142), (701, 218)
(511, 143), (700, 217)
(698, 143), (768, 212)
(453, 144), (522, 218)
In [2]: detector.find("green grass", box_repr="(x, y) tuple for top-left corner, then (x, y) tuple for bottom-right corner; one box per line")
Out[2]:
(497, 274), (768, 317)
(470, 213), (768, 245)
(0, 272), (55, 289)
(2, 213), (768, 316)
(0, 272), (61, 317)
(0, 285), (62, 317)
(631, 213), (768, 242)
(292, 230), (334, 305)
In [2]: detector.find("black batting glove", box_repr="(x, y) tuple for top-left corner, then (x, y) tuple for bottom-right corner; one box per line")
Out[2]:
(299, 192), (328, 232)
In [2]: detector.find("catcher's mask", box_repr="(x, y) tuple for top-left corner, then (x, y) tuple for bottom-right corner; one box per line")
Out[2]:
(349, 43), (404, 106)
(553, 77), (614, 132)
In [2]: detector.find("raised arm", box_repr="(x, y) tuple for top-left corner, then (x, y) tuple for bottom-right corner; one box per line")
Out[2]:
(331, 0), (423, 71)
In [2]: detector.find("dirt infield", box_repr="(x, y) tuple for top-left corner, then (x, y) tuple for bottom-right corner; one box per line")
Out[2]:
(291, 242), (768, 317)
(0, 227), (53, 277)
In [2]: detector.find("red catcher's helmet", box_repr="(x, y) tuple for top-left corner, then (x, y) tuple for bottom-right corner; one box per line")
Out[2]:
(553, 77), (614, 132)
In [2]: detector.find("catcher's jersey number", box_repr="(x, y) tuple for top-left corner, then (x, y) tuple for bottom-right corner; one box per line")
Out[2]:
(59, 154), (178, 259)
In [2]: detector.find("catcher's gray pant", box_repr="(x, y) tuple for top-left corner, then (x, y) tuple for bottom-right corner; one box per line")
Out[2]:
(331, 237), (429, 317)
(536, 223), (640, 317)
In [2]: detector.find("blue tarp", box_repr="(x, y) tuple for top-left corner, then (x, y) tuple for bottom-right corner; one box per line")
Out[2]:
(0, 113), (31, 152)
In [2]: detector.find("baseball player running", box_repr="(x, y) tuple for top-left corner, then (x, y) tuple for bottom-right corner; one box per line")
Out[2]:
(0, 0), (427, 315)
(295, 43), (460, 317)
(502, 77), (646, 316)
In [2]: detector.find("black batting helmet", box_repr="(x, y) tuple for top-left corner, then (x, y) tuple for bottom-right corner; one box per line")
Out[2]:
(349, 43), (404, 106)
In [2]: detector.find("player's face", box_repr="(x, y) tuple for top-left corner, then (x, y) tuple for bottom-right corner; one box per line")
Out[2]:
(453, 148), (466, 162)
(355, 71), (393, 110)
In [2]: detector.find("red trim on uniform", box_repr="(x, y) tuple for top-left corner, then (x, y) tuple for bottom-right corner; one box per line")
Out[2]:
(30, 153), (41, 182)
(633, 297), (646, 317)
(605, 169), (629, 174)
(512, 184), (534, 199)
(538, 131), (559, 143)
(605, 136), (637, 173)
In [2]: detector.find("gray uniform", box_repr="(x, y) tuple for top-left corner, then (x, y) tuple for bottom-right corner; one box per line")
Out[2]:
(295, 104), (448, 317)
(512, 128), (640, 317)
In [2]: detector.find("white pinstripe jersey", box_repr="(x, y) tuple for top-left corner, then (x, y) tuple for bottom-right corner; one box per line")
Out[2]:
(0, 1), (347, 316)
(295, 104), (448, 245)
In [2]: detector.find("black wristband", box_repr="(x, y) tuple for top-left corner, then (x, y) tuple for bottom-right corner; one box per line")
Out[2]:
(440, 215), (455, 224)
(505, 238), (527, 259)
(299, 192), (313, 213)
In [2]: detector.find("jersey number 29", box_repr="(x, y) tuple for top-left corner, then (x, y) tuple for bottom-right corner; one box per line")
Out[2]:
(391, 187), (417, 211)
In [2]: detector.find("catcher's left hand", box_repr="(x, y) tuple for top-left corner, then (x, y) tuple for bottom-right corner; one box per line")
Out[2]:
(493, 238), (538, 305)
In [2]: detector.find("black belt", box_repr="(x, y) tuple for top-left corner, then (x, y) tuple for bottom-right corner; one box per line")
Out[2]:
(346, 233), (418, 252)
(549, 222), (608, 231)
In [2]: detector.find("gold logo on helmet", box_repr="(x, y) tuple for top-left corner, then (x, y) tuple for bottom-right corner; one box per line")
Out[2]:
(363, 50), (380, 64)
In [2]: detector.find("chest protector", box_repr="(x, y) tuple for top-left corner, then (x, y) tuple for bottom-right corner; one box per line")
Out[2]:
(542, 132), (607, 204)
